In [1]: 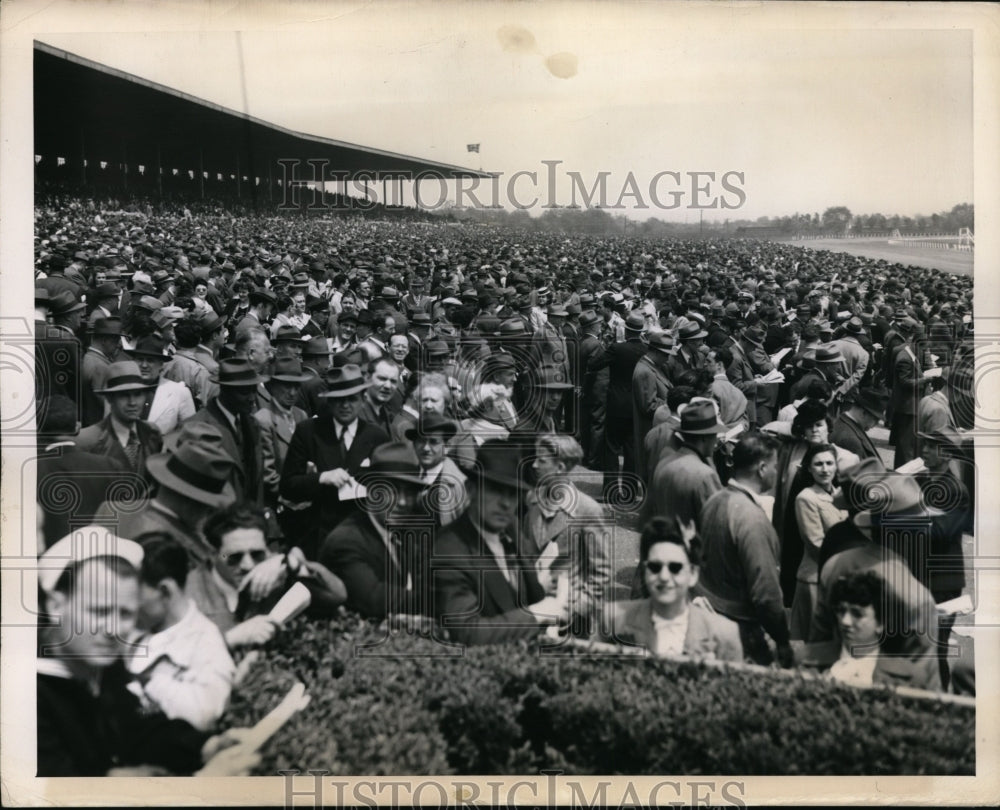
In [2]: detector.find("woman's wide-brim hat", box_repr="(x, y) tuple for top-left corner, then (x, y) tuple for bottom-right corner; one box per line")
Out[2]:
(319, 363), (370, 397)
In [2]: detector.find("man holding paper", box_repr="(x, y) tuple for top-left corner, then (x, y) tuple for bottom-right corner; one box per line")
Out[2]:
(280, 364), (390, 552)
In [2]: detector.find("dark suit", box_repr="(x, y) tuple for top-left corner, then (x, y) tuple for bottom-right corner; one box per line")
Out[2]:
(889, 343), (925, 466)
(590, 337), (648, 482)
(76, 415), (162, 485)
(280, 413), (389, 553)
(37, 443), (135, 549)
(830, 412), (882, 463)
(295, 369), (329, 417)
(359, 393), (396, 437)
(181, 398), (265, 504)
(319, 512), (431, 619)
(432, 512), (546, 646)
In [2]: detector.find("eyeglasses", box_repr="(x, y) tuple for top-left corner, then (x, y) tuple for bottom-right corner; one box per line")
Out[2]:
(645, 561), (686, 576)
(221, 549), (268, 567)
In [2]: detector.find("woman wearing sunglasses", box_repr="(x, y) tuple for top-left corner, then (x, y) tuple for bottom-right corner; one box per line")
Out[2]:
(596, 517), (743, 662)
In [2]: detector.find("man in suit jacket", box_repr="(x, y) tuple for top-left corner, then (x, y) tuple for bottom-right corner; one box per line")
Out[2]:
(589, 312), (649, 491)
(723, 333), (758, 427)
(916, 377), (956, 454)
(889, 324), (932, 467)
(359, 357), (401, 436)
(830, 387), (889, 464)
(632, 332), (675, 484)
(405, 413), (468, 528)
(432, 439), (568, 646)
(36, 395), (133, 550)
(280, 364), (390, 556)
(76, 361), (163, 486)
(741, 326), (778, 426)
(126, 335), (197, 436)
(576, 311), (605, 462)
(181, 359), (266, 505)
(254, 358), (311, 515)
(81, 317), (123, 426)
(319, 442), (431, 619)
(830, 317), (871, 402)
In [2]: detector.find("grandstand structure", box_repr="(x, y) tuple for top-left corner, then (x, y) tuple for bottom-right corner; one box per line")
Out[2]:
(33, 41), (490, 207)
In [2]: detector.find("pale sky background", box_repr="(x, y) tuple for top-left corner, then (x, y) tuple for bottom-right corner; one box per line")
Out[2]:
(30, 6), (976, 221)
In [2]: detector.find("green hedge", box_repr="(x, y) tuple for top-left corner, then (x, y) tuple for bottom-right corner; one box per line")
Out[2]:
(222, 614), (974, 776)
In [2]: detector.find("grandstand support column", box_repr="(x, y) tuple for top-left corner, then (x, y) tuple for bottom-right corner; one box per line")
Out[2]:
(268, 159), (273, 203)
(198, 148), (205, 199)
(79, 130), (86, 186)
(121, 139), (127, 191)
(156, 143), (163, 199)
(236, 155), (241, 200)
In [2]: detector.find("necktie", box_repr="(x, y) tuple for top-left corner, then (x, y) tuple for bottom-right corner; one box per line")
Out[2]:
(140, 391), (153, 421)
(499, 533), (520, 589)
(338, 425), (349, 459)
(124, 427), (141, 471)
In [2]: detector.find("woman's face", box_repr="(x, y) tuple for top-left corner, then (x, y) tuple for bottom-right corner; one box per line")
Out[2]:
(195, 283), (208, 298)
(643, 542), (698, 610)
(836, 602), (883, 654)
(808, 450), (837, 488)
(420, 387), (446, 415)
(804, 419), (828, 445)
(532, 445), (563, 482)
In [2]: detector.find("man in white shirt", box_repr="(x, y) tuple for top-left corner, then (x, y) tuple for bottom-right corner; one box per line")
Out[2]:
(127, 334), (196, 435)
(132, 535), (235, 732)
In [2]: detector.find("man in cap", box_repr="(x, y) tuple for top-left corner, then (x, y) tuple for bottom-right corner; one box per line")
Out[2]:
(589, 311), (650, 496)
(830, 387), (889, 463)
(318, 442), (432, 620)
(127, 334), (197, 436)
(697, 431), (794, 667)
(77, 361), (163, 483)
(36, 527), (258, 777)
(330, 310), (359, 355)
(632, 330), (675, 483)
(405, 413), (468, 528)
(281, 364), (391, 555)
(432, 438), (569, 646)
(182, 358), (266, 504)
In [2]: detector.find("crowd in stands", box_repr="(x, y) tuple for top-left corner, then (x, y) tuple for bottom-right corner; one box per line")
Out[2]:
(32, 192), (976, 775)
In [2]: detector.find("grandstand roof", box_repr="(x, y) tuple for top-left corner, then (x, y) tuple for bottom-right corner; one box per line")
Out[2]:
(33, 41), (491, 182)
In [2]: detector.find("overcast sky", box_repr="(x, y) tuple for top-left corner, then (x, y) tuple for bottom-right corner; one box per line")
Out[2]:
(34, 3), (973, 222)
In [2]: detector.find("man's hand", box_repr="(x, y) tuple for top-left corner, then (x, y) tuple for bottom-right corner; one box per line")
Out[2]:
(239, 553), (287, 601)
(197, 732), (260, 777)
(776, 643), (795, 669)
(527, 596), (570, 626)
(225, 616), (278, 649)
(319, 468), (352, 488)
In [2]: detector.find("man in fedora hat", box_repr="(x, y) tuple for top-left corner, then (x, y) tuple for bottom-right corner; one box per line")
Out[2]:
(127, 334), (196, 436)
(511, 365), (575, 447)
(830, 387), (889, 463)
(233, 286), (276, 341)
(295, 335), (334, 417)
(916, 372), (957, 454)
(100, 424), (242, 632)
(829, 316), (871, 401)
(254, 357), (311, 521)
(888, 321), (937, 468)
(632, 330), (676, 483)
(432, 438), (569, 646)
(81, 316), (123, 426)
(741, 325), (779, 426)
(589, 310), (649, 496)
(77, 361), (163, 482)
(641, 399), (725, 534)
(405, 413), (468, 527)
(182, 358), (266, 504)
(667, 321), (708, 385)
(86, 282), (122, 329)
(318, 441), (431, 620)
(577, 309), (606, 466)
(281, 364), (391, 555)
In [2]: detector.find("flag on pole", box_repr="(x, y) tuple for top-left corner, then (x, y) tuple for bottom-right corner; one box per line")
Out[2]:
(467, 144), (480, 153)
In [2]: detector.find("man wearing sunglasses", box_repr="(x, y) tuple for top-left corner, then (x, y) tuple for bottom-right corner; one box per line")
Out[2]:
(203, 502), (347, 650)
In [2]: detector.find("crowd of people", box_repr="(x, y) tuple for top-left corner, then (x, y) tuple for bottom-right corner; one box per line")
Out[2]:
(32, 191), (976, 776)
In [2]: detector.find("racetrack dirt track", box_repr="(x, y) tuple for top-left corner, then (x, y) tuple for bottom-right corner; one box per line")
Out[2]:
(775, 237), (974, 276)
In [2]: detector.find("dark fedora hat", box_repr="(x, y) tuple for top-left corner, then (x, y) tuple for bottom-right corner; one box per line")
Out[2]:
(126, 334), (171, 360)
(844, 316), (865, 334)
(320, 363), (370, 398)
(355, 441), (426, 487)
(49, 290), (86, 316)
(469, 438), (530, 491)
(499, 319), (527, 336)
(404, 412), (458, 441)
(211, 357), (265, 387)
(337, 311), (359, 325)
(854, 472), (945, 527)
(302, 336), (332, 357)
(742, 326), (766, 347)
(95, 361), (158, 394)
(424, 340), (451, 357)
(917, 424), (966, 449)
(146, 441), (237, 507)
(853, 387), (890, 418)
(95, 282), (120, 299)
(249, 286), (277, 305)
(410, 312), (433, 326)
(273, 324), (305, 344)
(647, 330), (675, 353)
(677, 321), (708, 341)
(815, 345), (844, 364)
(579, 310), (601, 329)
(268, 357), (312, 384)
(91, 316), (123, 337)
(678, 399), (727, 435)
(547, 303), (569, 317)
